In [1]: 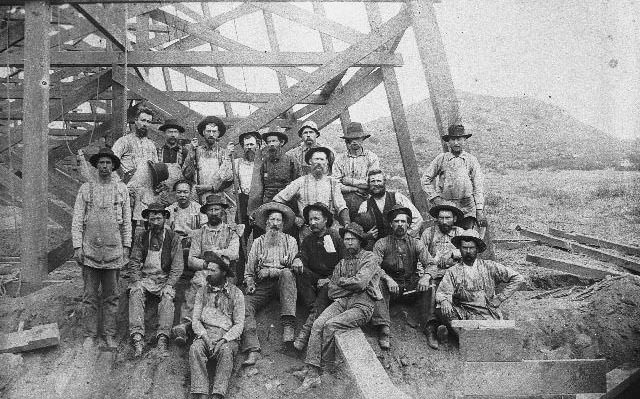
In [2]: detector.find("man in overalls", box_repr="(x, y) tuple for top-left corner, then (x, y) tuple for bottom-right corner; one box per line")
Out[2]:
(171, 194), (240, 344)
(421, 124), (486, 230)
(128, 203), (184, 357)
(71, 148), (132, 349)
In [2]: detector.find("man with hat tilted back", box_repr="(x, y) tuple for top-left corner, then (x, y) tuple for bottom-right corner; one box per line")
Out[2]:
(420, 201), (464, 349)
(241, 202), (299, 366)
(436, 230), (524, 327)
(333, 122), (380, 222)
(128, 203), (184, 357)
(171, 193), (241, 345)
(285, 120), (336, 176)
(71, 148), (132, 349)
(421, 124), (486, 230)
(370, 205), (431, 350)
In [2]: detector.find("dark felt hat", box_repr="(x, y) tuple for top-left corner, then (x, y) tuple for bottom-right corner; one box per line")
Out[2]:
(341, 122), (371, 140)
(89, 147), (121, 170)
(197, 116), (227, 137)
(261, 126), (288, 146)
(252, 202), (295, 231)
(428, 201), (464, 220)
(303, 202), (334, 228)
(200, 193), (229, 213)
(443, 124), (471, 141)
(386, 204), (412, 223)
(297, 120), (320, 137)
(304, 146), (333, 165)
(451, 229), (486, 253)
(238, 131), (262, 145)
(141, 202), (171, 220)
(148, 161), (169, 187)
(203, 251), (234, 277)
(339, 222), (367, 244)
(158, 118), (185, 133)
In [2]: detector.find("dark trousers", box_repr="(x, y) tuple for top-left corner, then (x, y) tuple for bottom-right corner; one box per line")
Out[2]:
(82, 266), (119, 337)
(296, 268), (331, 343)
(370, 276), (428, 330)
(189, 336), (238, 396)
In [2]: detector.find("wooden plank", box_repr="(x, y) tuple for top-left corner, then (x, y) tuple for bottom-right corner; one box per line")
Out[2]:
(49, 121), (112, 163)
(459, 327), (523, 362)
(263, 9), (292, 120)
(0, 323), (60, 354)
(335, 328), (411, 399)
(9, 0), (408, 3)
(548, 228), (640, 257)
(526, 254), (623, 280)
(516, 226), (572, 251)
(601, 367), (640, 399)
(72, 4), (130, 51)
(201, 2), (233, 118)
(463, 360), (607, 396)
(570, 243), (640, 274)
(451, 319), (516, 329)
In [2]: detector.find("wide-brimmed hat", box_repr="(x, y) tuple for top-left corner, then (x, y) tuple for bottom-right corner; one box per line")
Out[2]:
(158, 118), (185, 133)
(238, 131), (261, 145)
(303, 202), (333, 228)
(442, 124), (471, 142)
(89, 147), (121, 170)
(252, 202), (295, 231)
(297, 120), (320, 137)
(451, 229), (486, 253)
(141, 202), (171, 220)
(200, 193), (229, 213)
(148, 161), (169, 187)
(387, 204), (412, 223)
(304, 146), (333, 165)
(203, 251), (234, 277)
(341, 122), (371, 140)
(429, 201), (464, 220)
(197, 116), (226, 137)
(260, 126), (288, 146)
(339, 222), (367, 244)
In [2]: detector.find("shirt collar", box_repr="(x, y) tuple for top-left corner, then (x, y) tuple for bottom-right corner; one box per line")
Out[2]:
(207, 281), (231, 294)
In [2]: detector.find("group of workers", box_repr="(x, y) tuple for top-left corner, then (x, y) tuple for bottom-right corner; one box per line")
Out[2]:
(71, 105), (524, 398)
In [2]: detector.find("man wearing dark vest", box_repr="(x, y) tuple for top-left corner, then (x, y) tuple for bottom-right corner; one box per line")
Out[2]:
(357, 169), (422, 245)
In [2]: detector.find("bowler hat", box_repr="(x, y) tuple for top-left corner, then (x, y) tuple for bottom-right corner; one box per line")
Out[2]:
(252, 202), (295, 231)
(442, 124), (471, 142)
(387, 204), (412, 223)
(197, 116), (227, 137)
(238, 131), (262, 145)
(200, 193), (229, 213)
(304, 146), (333, 165)
(260, 126), (288, 146)
(303, 202), (334, 228)
(89, 147), (121, 170)
(451, 229), (486, 253)
(141, 202), (171, 220)
(203, 251), (234, 277)
(341, 122), (371, 140)
(297, 120), (320, 137)
(339, 222), (367, 244)
(429, 201), (464, 221)
(158, 118), (185, 133)
(148, 161), (169, 187)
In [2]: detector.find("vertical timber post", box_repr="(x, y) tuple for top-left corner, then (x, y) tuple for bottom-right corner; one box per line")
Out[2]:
(407, 0), (459, 152)
(111, 10), (127, 144)
(22, 0), (51, 290)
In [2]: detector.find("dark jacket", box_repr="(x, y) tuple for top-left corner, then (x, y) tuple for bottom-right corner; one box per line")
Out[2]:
(296, 228), (344, 277)
(130, 227), (184, 286)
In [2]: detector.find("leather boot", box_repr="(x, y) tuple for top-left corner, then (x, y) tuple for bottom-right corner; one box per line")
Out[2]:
(243, 350), (261, 366)
(132, 333), (144, 357)
(425, 325), (439, 350)
(378, 325), (390, 350)
(293, 329), (310, 351)
(171, 323), (188, 346)
(157, 334), (169, 352)
(283, 325), (295, 343)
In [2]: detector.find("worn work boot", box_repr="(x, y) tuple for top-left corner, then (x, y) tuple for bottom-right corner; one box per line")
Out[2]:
(293, 332), (308, 351)
(171, 323), (188, 346)
(378, 325), (391, 350)
(157, 334), (169, 352)
(283, 325), (295, 343)
(425, 325), (439, 350)
(104, 335), (118, 349)
(132, 333), (144, 357)
(243, 350), (261, 366)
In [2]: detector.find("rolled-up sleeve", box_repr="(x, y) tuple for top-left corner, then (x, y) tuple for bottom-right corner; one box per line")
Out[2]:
(272, 178), (300, 204)
(188, 229), (205, 271)
(487, 261), (524, 302)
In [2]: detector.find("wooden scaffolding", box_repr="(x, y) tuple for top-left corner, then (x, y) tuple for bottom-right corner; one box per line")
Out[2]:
(0, 0), (458, 290)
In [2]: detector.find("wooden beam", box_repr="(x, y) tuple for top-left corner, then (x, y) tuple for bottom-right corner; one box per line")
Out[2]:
(0, 20), (24, 52)
(21, 0), (51, 288)
(0, 323), (60, 354)
(526, 254), (623, 280)
(72, 4), (129, 51)
(8, 0), (408, 3)
(49, 121), (112, 164)
(548, 228), (640, 257)
(515, 225), (573, 251)
(263, 9), (292, 120)
(570, 243), (640, 274)
(201, 2), (233, 118)
(602, 367), (640, 399)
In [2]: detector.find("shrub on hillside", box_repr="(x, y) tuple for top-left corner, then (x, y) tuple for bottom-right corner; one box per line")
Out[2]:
(591, 182), (626, 199)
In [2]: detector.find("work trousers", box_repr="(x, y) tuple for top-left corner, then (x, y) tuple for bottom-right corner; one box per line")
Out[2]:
(128, 282), (175, 339)
(82, 266), (119, 338)
(241, 270), (297, 352)
(189, 333), (238, 396)
(370, 276), (428, 330)
(296, 268), (331, 344)
(305, 292), (374, 368)
(425, 278), (441, 328)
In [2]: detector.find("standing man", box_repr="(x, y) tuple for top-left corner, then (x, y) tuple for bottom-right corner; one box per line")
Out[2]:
(158, 118), (189, 166)
(273, 147), (350, 241)
(242, 202), (299, 366)
(285, 120), (335, 175)
(333, 122), (380, 221)
(128, 203), (184, 357)
(421, 124), (485, 230)
(71, 148), (131, 349)
(420, 202), (464, 349)
(233, 131), (261, 235)
(297, 223), (382, 391)
(436, 230), (524, 324)
(189, 255), (245, 399)
(370, 205), (431, 349)
(171, 194), (240, 344)
(291, 202), (344, 351)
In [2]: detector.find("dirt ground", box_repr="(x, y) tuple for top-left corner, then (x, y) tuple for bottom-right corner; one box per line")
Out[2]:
(2, 169), (640, 398)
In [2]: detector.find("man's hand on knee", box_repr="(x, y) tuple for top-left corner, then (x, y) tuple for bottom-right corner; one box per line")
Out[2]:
(385, 276), (400, 295)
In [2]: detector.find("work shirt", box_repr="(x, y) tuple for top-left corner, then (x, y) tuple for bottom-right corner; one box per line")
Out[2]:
(191, 282), (246, 342)
(159, 143), (188, 165)
(111, 133), (158, 176)
(373, 235), (429, 282)
(233, 158), (254, 195)
(245, 232), (298, 280)
(166, 200), (204, 237)
(182, 144), (233, 192)
(296, 228), (344, 277)
(260, 152), (300, 203)
(273, 175), (347, 218)
(333, 149), (380, 187)
(285, 142), (336, 175)
(188, 223), (240, 271)
(421, 151), (485, 210)
(357, 191), (423, 237)
(328, 249), (382, 301)
(421, 225), (463, 279)
(436, 259), (525, 319)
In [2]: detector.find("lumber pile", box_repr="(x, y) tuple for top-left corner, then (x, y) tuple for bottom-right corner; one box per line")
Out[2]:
(0, 323), (60, 354)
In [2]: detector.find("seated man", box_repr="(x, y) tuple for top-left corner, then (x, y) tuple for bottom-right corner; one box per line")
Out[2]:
(171, 194), (240, 344)
(189, 252), (245, 399)
(291, 202), (344, 351)
(128, 203), (184, 357)
(371, 205), (430, 349)
(297, 223), (382, 392)
(436, 230), (524, 325)
(420, 201), (464, 349)
(242, 202), (299, 366)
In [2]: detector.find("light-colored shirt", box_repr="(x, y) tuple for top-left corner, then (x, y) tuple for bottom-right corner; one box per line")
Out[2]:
(182, 144), (233, 189)
(285, 142), (337, 175)
(272, 174), (347, 217)
(234, 158), (254, 195)
(188, 223), (240, 271)
(333, 149), (380, 186)
(328, 249), (383, 301)
(111, 133), (158, 175)
(357, 191), (423, 237)
(421, 151), (485, 210)
(166, 201), (204, 237)
(245, 232), (298, 280)
(192, 282), (245, 342)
